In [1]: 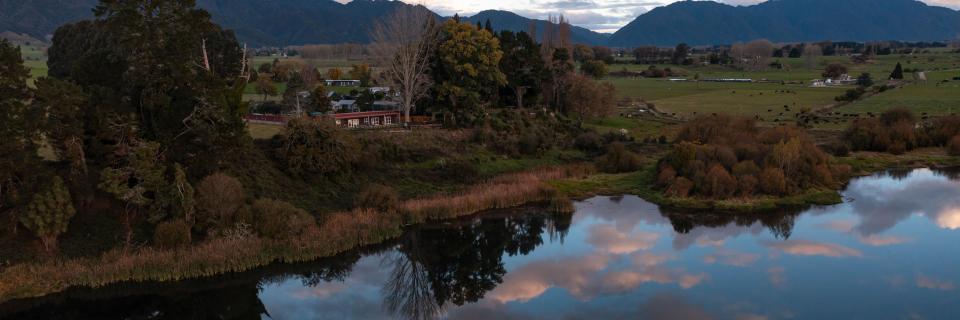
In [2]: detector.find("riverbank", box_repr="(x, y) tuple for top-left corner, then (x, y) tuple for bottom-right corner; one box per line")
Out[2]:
(2, 148), (956, 303)
(0, 165), (594, 303)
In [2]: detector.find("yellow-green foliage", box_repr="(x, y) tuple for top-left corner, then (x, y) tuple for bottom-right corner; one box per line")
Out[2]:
(20, 177), (75, 251)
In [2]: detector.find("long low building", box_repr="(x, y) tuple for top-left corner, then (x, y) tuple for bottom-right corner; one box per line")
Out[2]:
(333, 111), (401, 128)
(244, 110), (402, 129)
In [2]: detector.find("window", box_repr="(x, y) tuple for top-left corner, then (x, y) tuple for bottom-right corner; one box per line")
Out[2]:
(363, 117), (370, 125)
(384, 116), (392, 125)
(372, 117), (380, 126)
(348, 119), (359, 128)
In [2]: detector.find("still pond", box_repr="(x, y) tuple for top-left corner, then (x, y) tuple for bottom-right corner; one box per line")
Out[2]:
(2, 168), (960, 319)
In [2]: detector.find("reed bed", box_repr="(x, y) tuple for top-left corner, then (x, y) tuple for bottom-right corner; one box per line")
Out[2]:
(0, 164), (593, 303)
(401, 164), (595, 221)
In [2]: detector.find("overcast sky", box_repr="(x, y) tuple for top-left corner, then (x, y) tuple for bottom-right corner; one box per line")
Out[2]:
(339, 0), (960, 33)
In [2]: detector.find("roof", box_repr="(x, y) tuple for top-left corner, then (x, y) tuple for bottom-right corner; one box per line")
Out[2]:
(333, 111), (400, 120)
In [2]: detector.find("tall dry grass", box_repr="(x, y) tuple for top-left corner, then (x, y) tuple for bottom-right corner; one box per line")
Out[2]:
(402, 164), (594, 221)
(0, 164), (592, 303)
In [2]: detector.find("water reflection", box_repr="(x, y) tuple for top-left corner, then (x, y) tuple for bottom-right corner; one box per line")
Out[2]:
(2, 168), (960, 319)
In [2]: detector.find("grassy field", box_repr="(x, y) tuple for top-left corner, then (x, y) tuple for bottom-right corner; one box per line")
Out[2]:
(605, 50), (960, 128)
(837, 70), (960, 116)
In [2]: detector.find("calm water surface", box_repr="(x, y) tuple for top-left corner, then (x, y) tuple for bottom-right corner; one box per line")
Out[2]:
(3, 168), (960, 320)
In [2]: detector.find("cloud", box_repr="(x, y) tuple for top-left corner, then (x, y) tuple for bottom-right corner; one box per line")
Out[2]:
(857, 234), (911, 246)
(377, 1), (960, 32)
(487, 250), (705, 304)
(842, 169), (960, 235)
(764, 240), (863, 258)
(638, 293), (715, 320)
(916, 274), (956, 291)
(703, 249), (761, 267)
(587, 224), (660, 254)
(767, 267), (786, 287)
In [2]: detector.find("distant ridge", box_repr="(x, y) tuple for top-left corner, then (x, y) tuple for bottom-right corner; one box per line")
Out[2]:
(2, 0), (959, 47)
(609, 0), (960, 47)
(461, 10), (611, 46)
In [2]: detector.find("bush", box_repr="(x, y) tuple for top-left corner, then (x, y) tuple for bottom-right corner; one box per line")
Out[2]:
(737, 175), (759, 197)
(153, 220), (192, 249)
(574, 131), (604, 152)
(355, 184), (401, 213)
(196, 173), (246, 231)
(703, 164), (736, 198)
(249, 199), (315, 239)
(949, 136), (960, 156)
(666, 177), (694, 198)
(888, 141), (907, 155)
(275, 118), (359, 175)
(596, 142), (643, 173)
(759, 167), (787, 196)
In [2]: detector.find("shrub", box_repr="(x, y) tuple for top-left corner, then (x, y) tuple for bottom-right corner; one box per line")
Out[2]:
(596, 142), (643, 173)
(656, 165), (677, 187)
(195, 173), (246, 231)
(249, 199), (315, 239)
(760, 167), (788, 196)
(275, 118), (359, 175)
(574, 131), (604, 152)
(20, 176), (75, 252)
(355, 184), (401, 213)
(888, 141), (907, 155)
(737, 175), (759, 197)
(666, 177), (694, 198)
(703, 164), (736, 198)
(153, 220), (192, 249)
(732, 161), (760, 177)
(949, 135), (960, 156)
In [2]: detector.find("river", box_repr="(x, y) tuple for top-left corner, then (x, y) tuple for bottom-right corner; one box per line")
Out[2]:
(2, 168), (960, 319)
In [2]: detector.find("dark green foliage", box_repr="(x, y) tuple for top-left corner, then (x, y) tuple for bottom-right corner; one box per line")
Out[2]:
(497, 30), (546, 108)
(574, 131), (604, 153)
(248, 199), (313, 240)
(0, 39), (45, 216)
(475, 110), (579, 158)
(581, 60), (608, 79)
(274, 118), (359, 176)
(153, 220), (192, 249)
(823, 63), (848, 79)
(354, 184), (401, 213)
(596, 142), (643, 173)
(836, 87), (866, 102)
(21, 177), (76, 252)
(856, 73), (874, 87)
(890, 62), (904, 80)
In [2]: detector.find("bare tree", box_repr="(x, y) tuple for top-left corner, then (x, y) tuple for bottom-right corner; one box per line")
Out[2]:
(744, 39), (775, 70)
(803, 44), (822, 69)
(370, 6), (439, 124)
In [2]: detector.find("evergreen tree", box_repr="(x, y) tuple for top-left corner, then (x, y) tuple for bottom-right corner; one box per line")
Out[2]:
(484, 19), (493, 32)
(432, 20), (507, 124)
(0, 39), (45, 225)
(21, 177), (76, 252)
(890, 62), (904, 80)
(497, 31), (546, 108)
(311, 84), (332, 113)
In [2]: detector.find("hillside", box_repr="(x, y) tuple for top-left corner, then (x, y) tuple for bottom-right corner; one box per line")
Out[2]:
(462, 10), (610, 46)
(0, 0), (433, 46)
(609, 0), (960, 47)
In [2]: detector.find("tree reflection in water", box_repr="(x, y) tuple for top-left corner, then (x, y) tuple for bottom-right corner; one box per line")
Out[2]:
(662, 207), (800, 240)
(382, 207), (572, 319)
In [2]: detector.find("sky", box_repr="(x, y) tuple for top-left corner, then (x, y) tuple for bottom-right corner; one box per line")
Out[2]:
(339, 0), (960, 33)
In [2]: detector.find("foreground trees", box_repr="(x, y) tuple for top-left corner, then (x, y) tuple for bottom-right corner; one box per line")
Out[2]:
(20, 177), (76, 252)
(845, 107), (960, 155)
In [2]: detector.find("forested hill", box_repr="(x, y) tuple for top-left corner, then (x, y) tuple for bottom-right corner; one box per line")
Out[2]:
(0, 0), (433, 46)
(461, 10), (611, 46)
(3, 0), (960, 47)
(609, 0), (960, 47)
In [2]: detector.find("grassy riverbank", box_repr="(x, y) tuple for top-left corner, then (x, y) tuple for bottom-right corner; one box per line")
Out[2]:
(1, 146), (954, 302)
(0, 165), (593, 302)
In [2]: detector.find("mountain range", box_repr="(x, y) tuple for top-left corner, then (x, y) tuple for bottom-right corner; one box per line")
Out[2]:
(2, 0), (959, 47)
